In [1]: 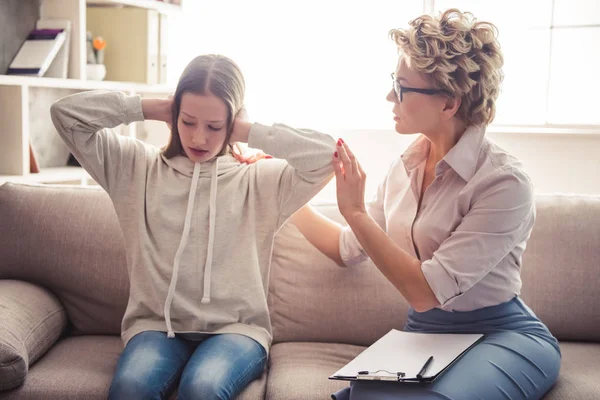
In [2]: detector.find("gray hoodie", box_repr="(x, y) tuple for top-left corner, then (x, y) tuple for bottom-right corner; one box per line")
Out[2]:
(50, 91), (336, 352)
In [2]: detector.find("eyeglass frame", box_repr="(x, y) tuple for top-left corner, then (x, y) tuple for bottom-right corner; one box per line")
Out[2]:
(390, 73), (450, 102)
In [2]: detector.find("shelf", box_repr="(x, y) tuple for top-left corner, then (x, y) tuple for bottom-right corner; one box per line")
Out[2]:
(0, 167), (92, 185)
(0, 0), (177, 185)
(86, 0), (182, 14)
(0, 75), (174, 94)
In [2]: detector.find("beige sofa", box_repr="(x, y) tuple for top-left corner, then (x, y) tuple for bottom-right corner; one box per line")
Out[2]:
(0, 182), (599, 399)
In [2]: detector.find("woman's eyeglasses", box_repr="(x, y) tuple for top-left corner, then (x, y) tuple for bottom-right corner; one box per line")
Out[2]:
(391, 73), (449, 102)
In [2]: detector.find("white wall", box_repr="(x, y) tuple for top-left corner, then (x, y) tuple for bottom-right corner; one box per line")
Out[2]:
(487, 132), (600, 195)
(139, 122), (600, 202)
(312, 129), (600, 203)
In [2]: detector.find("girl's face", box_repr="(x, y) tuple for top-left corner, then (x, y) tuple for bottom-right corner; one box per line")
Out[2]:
(178, 92), (229, 162)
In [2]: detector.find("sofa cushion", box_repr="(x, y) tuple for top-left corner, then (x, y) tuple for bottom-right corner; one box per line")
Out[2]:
(0, 184), (128, 336)
(266, 341), (600, 400)
(0, 280), (67, 391)
(0, 336), (120, 399)
(0, 335), (266, 400)
(520, 194), (600, 341)
(543, 342), (600, 400)
(266, 342), (362, 400)
(269, 205), (409, 347)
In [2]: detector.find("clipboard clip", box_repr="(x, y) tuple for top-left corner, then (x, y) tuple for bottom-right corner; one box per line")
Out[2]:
(357, 370), (406, 381)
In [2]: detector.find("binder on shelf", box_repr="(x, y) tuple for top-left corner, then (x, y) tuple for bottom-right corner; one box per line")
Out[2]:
(147, 9), (160, 85)
(330, 329), (484, 383)
(86, 7), (159, 84)
(158, 13), (168, 84)
(7, 28), (66, 77)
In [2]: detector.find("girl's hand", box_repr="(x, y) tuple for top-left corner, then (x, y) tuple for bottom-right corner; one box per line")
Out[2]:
(165, 95), (174, 130)
(230, 107), (252, 144)
(141, 96), (173, 126)
(232, 143), (272, 164)
(333, 139), (367, 220)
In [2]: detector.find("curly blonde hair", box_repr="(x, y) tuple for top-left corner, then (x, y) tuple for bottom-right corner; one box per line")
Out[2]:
(390, 9), (504, 126)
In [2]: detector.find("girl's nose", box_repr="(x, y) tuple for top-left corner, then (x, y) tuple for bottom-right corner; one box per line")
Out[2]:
(192, 131), (207, 146)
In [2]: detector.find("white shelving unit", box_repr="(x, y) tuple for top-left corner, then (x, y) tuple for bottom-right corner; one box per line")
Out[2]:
(87, 0), (182, 15)
(0, 0), (179, 185)
(39, 0), (182, 81)
(0, 75), (174, 93)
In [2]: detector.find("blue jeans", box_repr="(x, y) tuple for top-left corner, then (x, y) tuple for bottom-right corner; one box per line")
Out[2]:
(333, 297), (561, 400)
(109, 331), (267, 400)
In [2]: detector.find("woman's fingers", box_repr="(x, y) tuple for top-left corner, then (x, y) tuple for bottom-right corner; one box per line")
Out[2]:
(333, 152), (343, 178)
(343, 142), (359, 178)
(337, 140), (354, 178)
(337, 139), (361, 178)
(356, 156), (366, 180)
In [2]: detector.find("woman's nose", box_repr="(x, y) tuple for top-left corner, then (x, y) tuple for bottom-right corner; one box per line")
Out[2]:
(386, 88), (397, 103)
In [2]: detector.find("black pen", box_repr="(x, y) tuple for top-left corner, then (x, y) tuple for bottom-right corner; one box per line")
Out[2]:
(416, 356), (434, 380)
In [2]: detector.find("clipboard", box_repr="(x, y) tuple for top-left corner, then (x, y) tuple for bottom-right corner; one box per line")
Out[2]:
(329, 329), (484, 383)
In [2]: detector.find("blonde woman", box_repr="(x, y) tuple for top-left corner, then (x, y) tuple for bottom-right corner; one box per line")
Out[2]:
(289, 9), (560, 400)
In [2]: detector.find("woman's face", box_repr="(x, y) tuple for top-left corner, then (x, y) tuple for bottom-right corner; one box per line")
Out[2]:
(178, 92), (229, 162)
(386, 56), (449, 135)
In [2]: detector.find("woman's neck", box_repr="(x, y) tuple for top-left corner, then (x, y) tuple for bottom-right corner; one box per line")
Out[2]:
(423, 120), (468, 167)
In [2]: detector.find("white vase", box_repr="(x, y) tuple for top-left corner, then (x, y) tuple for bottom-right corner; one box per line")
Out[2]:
(86, 64), (106, 81)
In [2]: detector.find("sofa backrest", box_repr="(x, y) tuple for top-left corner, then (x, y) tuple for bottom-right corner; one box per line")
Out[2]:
(1, 183), (599, 343)
(519, 194), (600, 341)
(270, 196), (600, 344)
(268, 203), (409, 346)
(0, 183), (127, 336)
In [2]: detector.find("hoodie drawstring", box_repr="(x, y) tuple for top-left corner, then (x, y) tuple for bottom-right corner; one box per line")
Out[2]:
(164, 162), (201, 338)
(164, 160), (219, 338)
(201, 159), (218, 304)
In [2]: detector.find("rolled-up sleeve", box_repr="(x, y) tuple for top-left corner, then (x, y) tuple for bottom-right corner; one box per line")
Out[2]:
(421, 166), (535, 306)
(339, 225), (368, 266)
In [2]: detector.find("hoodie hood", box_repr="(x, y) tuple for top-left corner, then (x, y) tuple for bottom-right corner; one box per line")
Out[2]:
(161, 153), (241, 338)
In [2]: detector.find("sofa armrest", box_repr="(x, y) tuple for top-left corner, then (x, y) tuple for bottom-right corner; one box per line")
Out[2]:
(0, 280), (67, 391)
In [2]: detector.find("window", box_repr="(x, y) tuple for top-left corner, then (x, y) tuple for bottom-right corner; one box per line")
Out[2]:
(547, 0), (600, 125)
(433, 0), (600, 127)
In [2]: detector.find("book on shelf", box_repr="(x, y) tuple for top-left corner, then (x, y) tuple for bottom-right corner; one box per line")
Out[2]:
(29, 143), (40, 174)
(7, 27), (67, 77)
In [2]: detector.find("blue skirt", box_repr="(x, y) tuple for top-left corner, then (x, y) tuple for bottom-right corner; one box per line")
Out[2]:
(332, 297), (561, 400)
